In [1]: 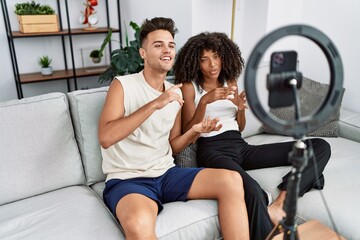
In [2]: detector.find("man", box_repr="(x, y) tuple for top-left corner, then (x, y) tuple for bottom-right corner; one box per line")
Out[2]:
(98, 17), (249, 240)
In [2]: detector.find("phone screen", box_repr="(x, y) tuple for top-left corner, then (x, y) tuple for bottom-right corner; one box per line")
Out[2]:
(268, 51), (298, 108)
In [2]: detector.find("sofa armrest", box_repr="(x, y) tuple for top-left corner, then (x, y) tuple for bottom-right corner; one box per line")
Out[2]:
(338, 108), (360, 143)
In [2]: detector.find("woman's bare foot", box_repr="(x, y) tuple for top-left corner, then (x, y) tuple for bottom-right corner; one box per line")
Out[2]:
(268, 201), (286, 225)
(268, 191), (287, 225)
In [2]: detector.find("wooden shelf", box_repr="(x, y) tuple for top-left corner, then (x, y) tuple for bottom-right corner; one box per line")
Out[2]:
(69, 27), (119, 35)
(11, 30), (69, 38)
(20, 66), (109, 84)
(11, 27), (119, 38)
(2, 0), (120, 98)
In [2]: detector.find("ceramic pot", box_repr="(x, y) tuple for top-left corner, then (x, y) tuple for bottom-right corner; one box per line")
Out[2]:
(41, 67), (53, 76)
(91, 57), (101, 64)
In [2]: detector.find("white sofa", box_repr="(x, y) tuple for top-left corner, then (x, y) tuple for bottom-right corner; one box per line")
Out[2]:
(0, 86), (359, 240)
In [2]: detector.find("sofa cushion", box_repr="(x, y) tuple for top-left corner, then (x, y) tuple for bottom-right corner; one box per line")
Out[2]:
(91, 181), (105, 199)
(174, 143), (198, 168)
(260, 77), (345, 137)
(91, 182), (221, 239)
(245, 134), (360, 240)
(0, 93), (85, 205)
(339, 108), (360, 142)
(0, 186), (124, 240)
(296, 136), (360, 240)
(67, 87), (108, 185)
(156, 200), (221, 240)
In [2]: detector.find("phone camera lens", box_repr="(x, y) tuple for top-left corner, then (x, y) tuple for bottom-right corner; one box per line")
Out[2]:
(273, 53), (285, 66)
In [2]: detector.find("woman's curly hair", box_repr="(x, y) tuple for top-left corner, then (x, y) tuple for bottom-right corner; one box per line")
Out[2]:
(173, 32), (244, 86)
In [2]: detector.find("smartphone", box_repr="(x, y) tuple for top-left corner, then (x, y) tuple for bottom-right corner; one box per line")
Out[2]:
(268, 51), (298, 108)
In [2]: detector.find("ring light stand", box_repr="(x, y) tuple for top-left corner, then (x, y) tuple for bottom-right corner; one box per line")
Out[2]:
(244, 25), (343, 239)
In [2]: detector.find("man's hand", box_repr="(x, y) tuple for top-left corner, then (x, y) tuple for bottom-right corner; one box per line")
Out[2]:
(192, 116), (223, 133)
(155, 84), (184, 109)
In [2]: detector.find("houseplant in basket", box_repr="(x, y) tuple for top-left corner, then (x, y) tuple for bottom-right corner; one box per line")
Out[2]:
(14, 1), (59, 33)
(38, 55), (53, 75)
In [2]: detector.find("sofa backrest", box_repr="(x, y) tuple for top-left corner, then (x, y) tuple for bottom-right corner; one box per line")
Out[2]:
(0, 93), (85, 205)
(67, 87), (108, 186)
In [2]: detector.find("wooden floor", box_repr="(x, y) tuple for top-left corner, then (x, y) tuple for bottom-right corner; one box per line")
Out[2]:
(271, 220), (345, 240)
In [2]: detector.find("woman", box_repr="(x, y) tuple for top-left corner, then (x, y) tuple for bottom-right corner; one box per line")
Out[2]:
(173, 32), (331, 240)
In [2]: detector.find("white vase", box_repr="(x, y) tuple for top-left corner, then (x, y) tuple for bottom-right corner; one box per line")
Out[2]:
(41, 67), (53, 76)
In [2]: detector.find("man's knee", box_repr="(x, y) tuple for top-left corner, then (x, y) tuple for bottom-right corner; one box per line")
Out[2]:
(119, 213), (155, 238)
(218, 169), (244, 196)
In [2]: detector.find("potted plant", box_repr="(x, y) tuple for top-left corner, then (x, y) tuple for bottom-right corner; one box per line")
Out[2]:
(89, 28), (112, 64)
(98, 22), (144, 83)
(38, 55), (53, 75)
(14, 1), (59, 33)
(89, 49), (101, 63)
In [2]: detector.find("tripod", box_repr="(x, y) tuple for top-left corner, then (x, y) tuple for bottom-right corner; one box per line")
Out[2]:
(266, 139), (313, 240)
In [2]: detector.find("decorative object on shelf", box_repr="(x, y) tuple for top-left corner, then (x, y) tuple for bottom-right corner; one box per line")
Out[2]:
(98, 21), (144, 83)
(38, 55), (53, 76)
(14, 1), (59, 33)
(81, 47), (108, 71)
(79, 0), (99, 31)
(88, 29), (112, 64)
(89, 50), (101, 63)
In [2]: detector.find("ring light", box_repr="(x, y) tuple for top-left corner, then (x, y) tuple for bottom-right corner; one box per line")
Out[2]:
(244, 24), (343, 138)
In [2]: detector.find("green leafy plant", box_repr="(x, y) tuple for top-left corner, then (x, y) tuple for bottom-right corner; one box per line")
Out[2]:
(15, 1), (55, 15)
(98, 21), (144, 83)
(89, 28), (113, 61)
(38, 55), (52, 68)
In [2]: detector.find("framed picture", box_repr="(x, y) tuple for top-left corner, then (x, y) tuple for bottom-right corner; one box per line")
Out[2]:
(80, 47), (109, 72)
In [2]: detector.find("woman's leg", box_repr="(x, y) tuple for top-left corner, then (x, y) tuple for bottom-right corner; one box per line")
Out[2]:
(241, 138), (330, 194)
(241, 138), (331, 224)
(187, 168), (250, 240)
(296, 138), (331, 196)
(197, 147), (273, 239)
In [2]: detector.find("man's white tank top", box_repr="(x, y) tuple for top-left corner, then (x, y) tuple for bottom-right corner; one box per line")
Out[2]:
(102, 71), (181, 181)
(191, 81), (239, 138)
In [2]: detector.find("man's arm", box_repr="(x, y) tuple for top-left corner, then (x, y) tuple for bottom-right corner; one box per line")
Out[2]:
(98, 80), (184, 149)
(181, 83), (208, 133)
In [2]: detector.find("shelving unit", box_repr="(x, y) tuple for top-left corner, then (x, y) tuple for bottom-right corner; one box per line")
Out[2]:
(1, 0), (121, 99)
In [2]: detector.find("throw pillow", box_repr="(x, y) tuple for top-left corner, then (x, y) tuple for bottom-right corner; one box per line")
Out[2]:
(174, 143), (198, 168)
(260, 77), (345, 137)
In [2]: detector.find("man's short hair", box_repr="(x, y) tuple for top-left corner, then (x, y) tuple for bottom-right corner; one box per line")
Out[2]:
(139, 17), (178, 47)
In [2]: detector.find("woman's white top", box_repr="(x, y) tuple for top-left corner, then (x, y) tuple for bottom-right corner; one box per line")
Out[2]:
(191, 81), (239, 138)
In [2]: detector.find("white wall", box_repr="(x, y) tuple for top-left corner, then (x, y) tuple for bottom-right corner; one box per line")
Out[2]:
(1, 0), (359, 114)
(234, 0), (360, 113)
(191, 0), (232, 36)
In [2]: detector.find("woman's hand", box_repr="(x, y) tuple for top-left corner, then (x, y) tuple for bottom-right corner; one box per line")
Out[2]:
(230, 88), (248, 111)
(192, 116), (223, 133)
(201, 87), (236, 105)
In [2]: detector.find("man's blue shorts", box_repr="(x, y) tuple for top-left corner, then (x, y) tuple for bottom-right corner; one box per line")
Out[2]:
(103, 166), (203, 217)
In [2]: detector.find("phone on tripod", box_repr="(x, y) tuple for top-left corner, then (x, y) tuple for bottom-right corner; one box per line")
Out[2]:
(268, 51), (298, 108)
